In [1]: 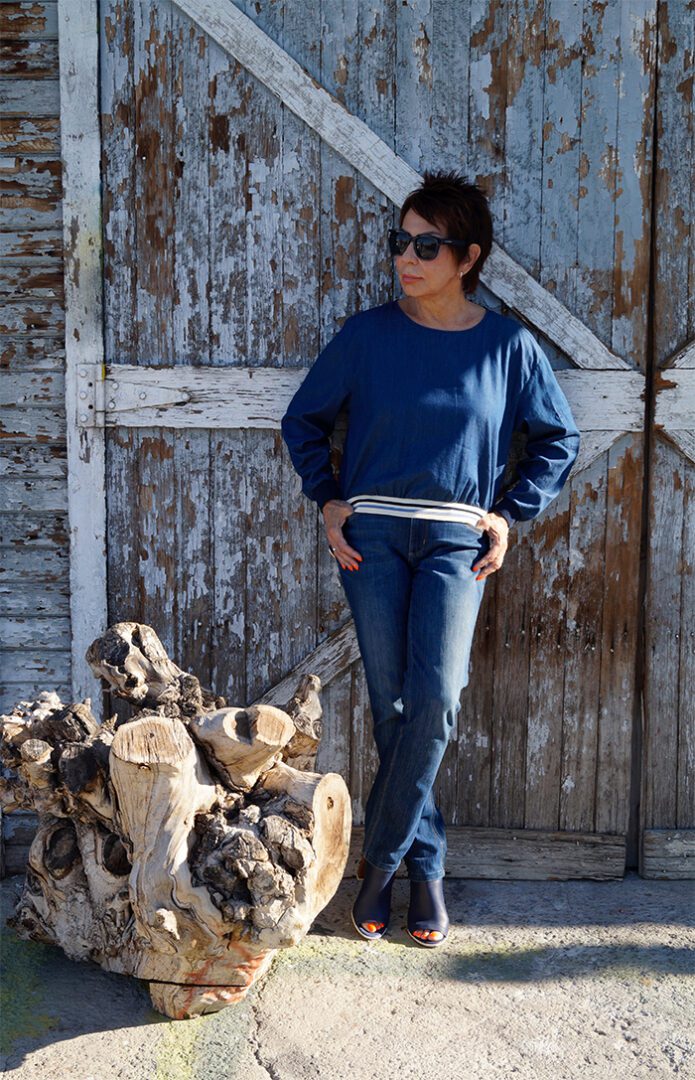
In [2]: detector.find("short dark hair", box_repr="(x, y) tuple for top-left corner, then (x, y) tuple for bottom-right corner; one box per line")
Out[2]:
(398, 170), (493, 294)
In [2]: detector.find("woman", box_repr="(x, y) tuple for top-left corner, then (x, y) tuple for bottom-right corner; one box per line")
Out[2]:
(280, 170), (580, 947)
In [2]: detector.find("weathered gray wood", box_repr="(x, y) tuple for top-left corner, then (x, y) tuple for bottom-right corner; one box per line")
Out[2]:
(644, 441), (683, 832)
(347, 826), (626, 881)
(1, 442), (65, 478)
(0, 649), (70, 683)
(0, 336), (63, 370)
(641, 0), (695, 875)
(679, 458), (695, 835)
(57, 0), (107, 717)
(670, 340), (695, 369)
(641, 830), (695, 880)
(277, 0), (327, 788)
(666, 430), (695, 468)
(0, 36), (58, 78)
(1, 478), (67, 512)
(0, 78), (59, 114)
(99, 0), (137, 727)
(1, 548), (67, 583)
(595, 434), (643, 838)
(524, 487), (571, 830)
(0, 406), (65, 440)
(0, 510), (67, 546)
(238, 0), (284, 709)
(172, 0), (629, 375)
(0, 581), (69, 616)
(0, 2), (58, 40)
(0, 229), (62, 261)
(0, 298), (64, 334)
(252, 619), (360, 709)
(0, 117), (60, 153)
(654, 369), (695, 439)
(0, 262), (63, 296)
(0, 369), (63, 405)
(560, 452), (606, 832)
(205, 30), (250, 709)
(0, 155), (61, 193)
(37, 0), (683, 888)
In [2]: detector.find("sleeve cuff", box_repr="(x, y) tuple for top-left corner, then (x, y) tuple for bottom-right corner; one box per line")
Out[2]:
(310, 477), (343, 510)
(491, 503), (516, 528)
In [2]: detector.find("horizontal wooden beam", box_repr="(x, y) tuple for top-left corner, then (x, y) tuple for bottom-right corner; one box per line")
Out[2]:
(172, 0), (630, 373)
(63, 363), (643, 435)
(641, 829), (695, 880)
(347, 825), (626, 879)
(654, 369), (695, 429)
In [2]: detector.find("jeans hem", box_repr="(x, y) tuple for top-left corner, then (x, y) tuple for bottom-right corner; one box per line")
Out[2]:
(362, 852), (402, 874)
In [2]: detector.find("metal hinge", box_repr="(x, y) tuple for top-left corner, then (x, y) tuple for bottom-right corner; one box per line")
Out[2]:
(75, 363), (106, 427)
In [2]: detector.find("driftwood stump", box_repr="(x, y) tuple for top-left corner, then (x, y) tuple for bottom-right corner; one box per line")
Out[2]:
(0, 623), (351, 1019)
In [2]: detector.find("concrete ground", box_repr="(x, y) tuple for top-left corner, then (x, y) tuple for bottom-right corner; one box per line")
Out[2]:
(1, 871), (693, 1080)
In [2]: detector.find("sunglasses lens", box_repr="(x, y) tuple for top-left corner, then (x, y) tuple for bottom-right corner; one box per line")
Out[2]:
(415, 235), (440, 260)
(388, 228), (408, 255)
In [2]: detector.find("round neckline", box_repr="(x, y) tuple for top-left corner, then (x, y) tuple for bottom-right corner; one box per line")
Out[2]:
(393, 299), (489, 334)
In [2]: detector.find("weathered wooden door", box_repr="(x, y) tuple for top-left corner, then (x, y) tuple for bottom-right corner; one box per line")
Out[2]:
(47, 0), (693, 879)
(640, 2), (695, 879)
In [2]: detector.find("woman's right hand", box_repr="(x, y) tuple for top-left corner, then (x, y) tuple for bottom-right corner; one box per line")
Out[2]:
(322, 500), (363, 571)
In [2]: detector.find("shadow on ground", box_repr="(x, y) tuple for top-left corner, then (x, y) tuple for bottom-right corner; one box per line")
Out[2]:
(2, 871), (693, 1080)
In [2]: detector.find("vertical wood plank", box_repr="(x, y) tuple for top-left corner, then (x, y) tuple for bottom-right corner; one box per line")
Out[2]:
(238, 0), (284, 705)
(596, 433), (643, 838)
(560, 451), (606, 831)
(208, 40), (249, 704)
(132, 0), (177, 662)
(278, 0), (322, 679)
(101, 0), (139, 723)
(524, 487), (571, 829)
(488, 524), (533, 828)
(318, 0), (364, 799)
(678, 458), (695, 828)
(172, 9), (212, 685)
(643, 0), (694, 871)
(57, 0), (107, 716)
(643, 442), (683, 829)
(612, 0), (656, 364)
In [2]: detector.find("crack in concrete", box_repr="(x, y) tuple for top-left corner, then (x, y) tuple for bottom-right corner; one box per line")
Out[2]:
(249, 986), (282, 1080)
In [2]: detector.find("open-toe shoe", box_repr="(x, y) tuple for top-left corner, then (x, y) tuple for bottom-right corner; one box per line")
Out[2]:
(350, 859), (396, 941)
(406, 877), (450, 948)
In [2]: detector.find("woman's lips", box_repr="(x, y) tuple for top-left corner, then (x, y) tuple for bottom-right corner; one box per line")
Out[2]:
(402, 275), (420, 281)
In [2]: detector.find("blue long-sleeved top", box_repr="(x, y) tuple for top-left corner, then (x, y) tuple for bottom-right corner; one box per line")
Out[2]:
(280, 300), (580, 528)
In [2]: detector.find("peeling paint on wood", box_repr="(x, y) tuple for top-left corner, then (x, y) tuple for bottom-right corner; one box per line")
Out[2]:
(4, 0), (693, 879)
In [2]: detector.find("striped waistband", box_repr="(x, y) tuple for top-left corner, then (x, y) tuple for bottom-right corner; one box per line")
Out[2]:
(345, 494), (486, 530)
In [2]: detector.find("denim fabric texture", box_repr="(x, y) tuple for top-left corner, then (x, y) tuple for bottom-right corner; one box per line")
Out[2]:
(338, 511), (487, 881)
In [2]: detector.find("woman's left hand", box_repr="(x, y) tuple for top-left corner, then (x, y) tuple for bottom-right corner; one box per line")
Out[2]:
(471, 511), (510, 580)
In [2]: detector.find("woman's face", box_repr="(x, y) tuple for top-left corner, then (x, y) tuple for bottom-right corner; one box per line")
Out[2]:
(394, 208), (478, 300)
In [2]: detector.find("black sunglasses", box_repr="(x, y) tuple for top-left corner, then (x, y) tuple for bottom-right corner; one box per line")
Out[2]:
(388, 227), (469, 261)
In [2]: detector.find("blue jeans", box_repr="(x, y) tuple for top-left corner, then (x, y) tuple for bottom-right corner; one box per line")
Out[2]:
(337, 512), (488, 881)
